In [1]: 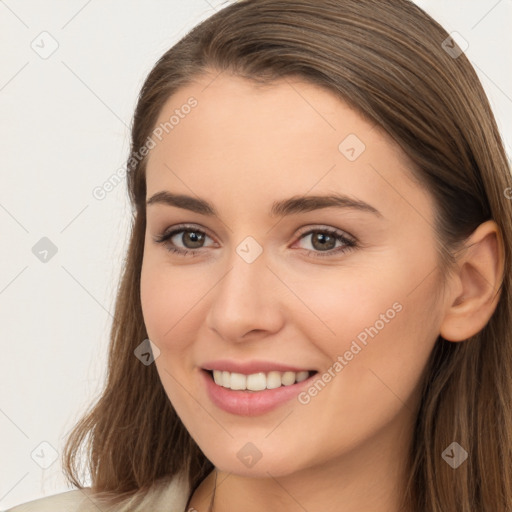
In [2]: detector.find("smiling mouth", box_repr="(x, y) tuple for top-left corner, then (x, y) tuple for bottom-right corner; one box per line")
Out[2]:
(203, 369), (318, 392)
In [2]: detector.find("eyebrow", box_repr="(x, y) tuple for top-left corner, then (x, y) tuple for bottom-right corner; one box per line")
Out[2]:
(146, 191), (382, 218)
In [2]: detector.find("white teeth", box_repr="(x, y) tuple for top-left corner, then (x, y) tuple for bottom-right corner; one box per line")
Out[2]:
(211, 369), (312, 391)
(281, 371), (296, 386)
(229, 372), (246, 390)
(296, 370), (309, 382)
(247, 373), (267, 391)
(266, 371), (282, 389)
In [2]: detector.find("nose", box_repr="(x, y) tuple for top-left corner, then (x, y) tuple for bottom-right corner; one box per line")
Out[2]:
(205, 245), (285, 343)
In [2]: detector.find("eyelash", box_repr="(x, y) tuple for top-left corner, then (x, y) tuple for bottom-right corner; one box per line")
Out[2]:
(153, 224), (357, 259)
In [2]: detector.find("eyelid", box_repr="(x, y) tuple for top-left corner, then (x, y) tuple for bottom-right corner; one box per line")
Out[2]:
(154, 223), (355, 242)
(154, 223), (216, 243)
(153, 222), (358, 258)
(294, 224), (356, 242)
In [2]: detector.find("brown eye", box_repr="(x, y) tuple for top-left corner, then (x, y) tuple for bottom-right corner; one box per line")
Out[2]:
(174, 230), (206, 249)
(295, 227), (357, 258)
(153, 225), (215, 256)
(309, 231), (337, 251)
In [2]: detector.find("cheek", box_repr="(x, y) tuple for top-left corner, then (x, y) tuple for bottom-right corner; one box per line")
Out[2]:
(140, 254), (218, 361)
(289, 271), (403, 352)
(140, 258), (204, 409)
(140, 256), (190, 349)
(286, 277), (439, 465)
(291, 242), (441, 356)
(293, 267), (439, 399)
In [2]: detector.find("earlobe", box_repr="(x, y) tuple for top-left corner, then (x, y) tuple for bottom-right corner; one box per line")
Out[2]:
(439, 220), (505, 342)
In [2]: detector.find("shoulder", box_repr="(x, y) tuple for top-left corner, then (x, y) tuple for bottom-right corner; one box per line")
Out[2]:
(5, 472), (191, 512)
(4, 489), (94, 512)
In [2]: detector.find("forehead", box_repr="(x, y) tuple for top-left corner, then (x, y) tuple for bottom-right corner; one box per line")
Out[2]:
(145, 71), (433, 224)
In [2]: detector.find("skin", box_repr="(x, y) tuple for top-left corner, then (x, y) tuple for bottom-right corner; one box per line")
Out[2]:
(140, 70), (504, 512)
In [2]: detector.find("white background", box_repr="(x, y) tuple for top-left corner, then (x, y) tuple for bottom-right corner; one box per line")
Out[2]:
(1, 0), (511, 509)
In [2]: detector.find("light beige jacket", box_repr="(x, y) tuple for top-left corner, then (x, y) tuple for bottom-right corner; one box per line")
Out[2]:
(4, 472), (191, 512)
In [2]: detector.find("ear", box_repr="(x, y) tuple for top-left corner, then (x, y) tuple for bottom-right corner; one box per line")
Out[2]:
(439, 220), (505, 342)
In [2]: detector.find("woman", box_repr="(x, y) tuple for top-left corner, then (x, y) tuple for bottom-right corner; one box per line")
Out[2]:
(8, 0), (512, 510)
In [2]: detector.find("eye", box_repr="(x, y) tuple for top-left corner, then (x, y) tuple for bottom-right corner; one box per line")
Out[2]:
(294, 227), (357, 258)
(153, 224), (215, 256)
(153, 224), (358, 259)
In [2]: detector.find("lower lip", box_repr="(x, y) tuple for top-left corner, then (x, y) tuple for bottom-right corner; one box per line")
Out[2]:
(201, 369), (317, 416)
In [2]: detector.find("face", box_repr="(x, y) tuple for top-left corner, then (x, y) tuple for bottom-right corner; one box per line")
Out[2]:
(140, 71), (447, 478)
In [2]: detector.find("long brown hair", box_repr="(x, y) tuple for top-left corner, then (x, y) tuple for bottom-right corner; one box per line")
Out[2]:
(63, 1), (512, 510)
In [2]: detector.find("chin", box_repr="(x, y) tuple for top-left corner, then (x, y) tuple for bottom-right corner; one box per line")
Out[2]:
(197, 438), (310, 478)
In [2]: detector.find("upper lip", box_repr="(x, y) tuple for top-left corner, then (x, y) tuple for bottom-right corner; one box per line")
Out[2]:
(202, 359), (315, 375)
